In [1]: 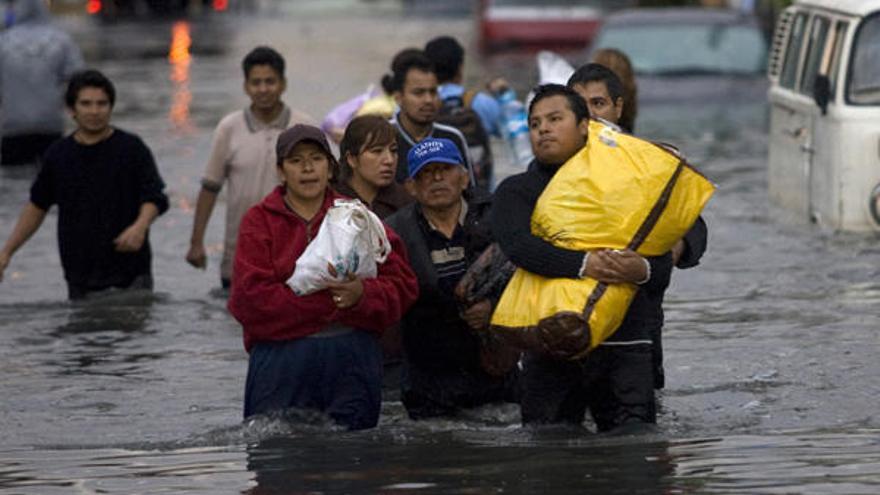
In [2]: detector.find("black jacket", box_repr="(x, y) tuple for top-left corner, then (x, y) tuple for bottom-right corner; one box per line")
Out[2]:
(386, 191), (493, 371)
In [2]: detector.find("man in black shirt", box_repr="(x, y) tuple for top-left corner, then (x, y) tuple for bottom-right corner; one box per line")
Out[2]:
(388, 51), (475, 187)
(387, 137), (516, 419)
(0, 70), (168, 299)
(492, 84), (677, 432)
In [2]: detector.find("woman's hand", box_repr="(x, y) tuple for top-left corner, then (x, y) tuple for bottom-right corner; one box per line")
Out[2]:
(326, 275), (364, 309)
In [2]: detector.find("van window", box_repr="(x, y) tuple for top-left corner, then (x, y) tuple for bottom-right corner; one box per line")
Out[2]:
(799, 15), (830, 96)
(780, 12), (808, 89)
(827, 21), (848, 96)
(848, 14), (880, 105)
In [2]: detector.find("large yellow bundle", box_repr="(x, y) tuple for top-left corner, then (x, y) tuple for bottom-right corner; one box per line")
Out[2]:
(490, 121), (714, 358)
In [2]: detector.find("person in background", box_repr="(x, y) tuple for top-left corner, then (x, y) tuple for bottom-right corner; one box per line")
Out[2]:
(590, 48), (638, 133)
(355, 48), (423, 120)
(334, 114), (412, 219)
(424, 36), (502, 138)
(424, 36), (498, 189)
(386, 138), (517, 419)
(185, 46), (313, 290)
(0, 70), (168, 299)
(0, 0), (83, 165)
(389, 51), (473, 185)
(567, 63), (626, 127)
(492, 84), (671, 433)
(228, 124), (418, 430)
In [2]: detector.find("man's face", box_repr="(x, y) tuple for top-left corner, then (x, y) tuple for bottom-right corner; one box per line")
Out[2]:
(71, 87), (112, 134)
(244, 64), (286, 113)
(528, 95), (589, 166)
(395, 69), (439, 126)
(407, 162), (468, 211)
(572, 81), (623, 124)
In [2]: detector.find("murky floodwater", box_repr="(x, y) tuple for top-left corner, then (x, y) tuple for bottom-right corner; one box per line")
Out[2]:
(1, 2), (879, 493)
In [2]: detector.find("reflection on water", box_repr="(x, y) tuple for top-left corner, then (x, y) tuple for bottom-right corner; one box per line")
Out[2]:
(4, 426), (878, 494)
(46, 295), (158, 378)
(168, 21), (194, 133)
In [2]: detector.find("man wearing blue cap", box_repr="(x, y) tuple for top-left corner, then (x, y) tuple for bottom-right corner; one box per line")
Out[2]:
(386, 138), (517, 419)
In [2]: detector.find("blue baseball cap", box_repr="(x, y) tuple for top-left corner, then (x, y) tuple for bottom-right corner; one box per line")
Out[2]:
(406, 138), (466, 179)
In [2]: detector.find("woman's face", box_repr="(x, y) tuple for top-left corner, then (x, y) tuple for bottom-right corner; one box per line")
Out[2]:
(279, 141), (331, 202)
(347, 137), (398, 189)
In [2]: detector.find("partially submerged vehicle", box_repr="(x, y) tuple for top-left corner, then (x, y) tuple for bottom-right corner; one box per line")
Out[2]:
(767, 0), (880, 231)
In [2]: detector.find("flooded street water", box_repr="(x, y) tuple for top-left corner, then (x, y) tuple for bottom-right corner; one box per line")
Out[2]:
(1, 2), (879, 493)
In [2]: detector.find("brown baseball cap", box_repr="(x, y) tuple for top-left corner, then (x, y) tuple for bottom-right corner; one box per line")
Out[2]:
(276, 124), (333, 165)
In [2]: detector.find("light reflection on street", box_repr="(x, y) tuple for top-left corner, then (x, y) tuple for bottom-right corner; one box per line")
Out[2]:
(168, 20), (194, 133)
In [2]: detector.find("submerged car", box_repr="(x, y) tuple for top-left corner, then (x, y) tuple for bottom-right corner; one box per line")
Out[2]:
(587, 8), (769, 139)
(478, 0), (636, 52)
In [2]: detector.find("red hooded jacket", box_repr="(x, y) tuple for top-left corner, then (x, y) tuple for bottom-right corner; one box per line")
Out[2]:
(228, 186), (419, 352)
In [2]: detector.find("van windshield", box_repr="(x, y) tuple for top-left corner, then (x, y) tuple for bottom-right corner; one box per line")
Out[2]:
(849, 14), (880, 105)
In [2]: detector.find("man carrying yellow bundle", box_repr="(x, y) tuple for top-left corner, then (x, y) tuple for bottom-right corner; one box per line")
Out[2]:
(491, 84), (707, 433)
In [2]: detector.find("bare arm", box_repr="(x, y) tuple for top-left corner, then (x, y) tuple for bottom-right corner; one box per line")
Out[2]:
(0, 203), (48, 282)
(114, 202), (160, 253)
(185, 187), (219, 269)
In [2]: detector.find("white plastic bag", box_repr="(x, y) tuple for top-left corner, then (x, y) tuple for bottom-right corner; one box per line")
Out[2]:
(287, 199), (390, 296)
(525, 51), (576, 108)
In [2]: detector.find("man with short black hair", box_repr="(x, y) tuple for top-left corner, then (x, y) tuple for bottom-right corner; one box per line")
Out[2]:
(386, 137), (516, 420)
(389, 51), (473, 186)
(567, 63), (626, 126)
(0, 69), (168, 299)
(185, 46), (314, 289)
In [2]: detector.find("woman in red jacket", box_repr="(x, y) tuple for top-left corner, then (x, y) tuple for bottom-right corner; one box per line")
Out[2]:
(228, 124), (418, 430)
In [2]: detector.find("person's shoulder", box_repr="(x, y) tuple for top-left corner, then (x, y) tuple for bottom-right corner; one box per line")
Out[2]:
(385, 202), (418, 230)
(109, 128), (152, 150)
(217, 110), (246, 130)
(494, 170), (533, 195)
(471, 90), (499, 108)
(287, 107), (316, 126)
(40, 134), (76, 164)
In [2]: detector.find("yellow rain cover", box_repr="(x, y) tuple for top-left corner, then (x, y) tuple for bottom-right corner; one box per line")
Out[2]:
(490, 120), (715, 358)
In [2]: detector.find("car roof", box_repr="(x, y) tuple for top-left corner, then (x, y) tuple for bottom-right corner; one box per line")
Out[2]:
(602, 7), (758, 27)
(794, 0), (880, 17)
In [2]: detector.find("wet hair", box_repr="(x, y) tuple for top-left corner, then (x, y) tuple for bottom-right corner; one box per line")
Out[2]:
(381, 47), (422, 94)
(338, 115), (397, 181)
(391, 51), (435, 94)
(528, 83), (589, 123)
(65, 69), (116, 108)
(424, 36), (464, 83)
(242, 46), (285, 80)
(567, 63), (625, 103)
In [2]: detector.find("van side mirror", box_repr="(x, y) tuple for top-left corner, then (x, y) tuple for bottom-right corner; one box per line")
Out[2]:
(813, 75), (831, 115)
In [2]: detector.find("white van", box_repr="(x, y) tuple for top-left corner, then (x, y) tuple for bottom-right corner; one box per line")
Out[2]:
(767, 0), (880, 231)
